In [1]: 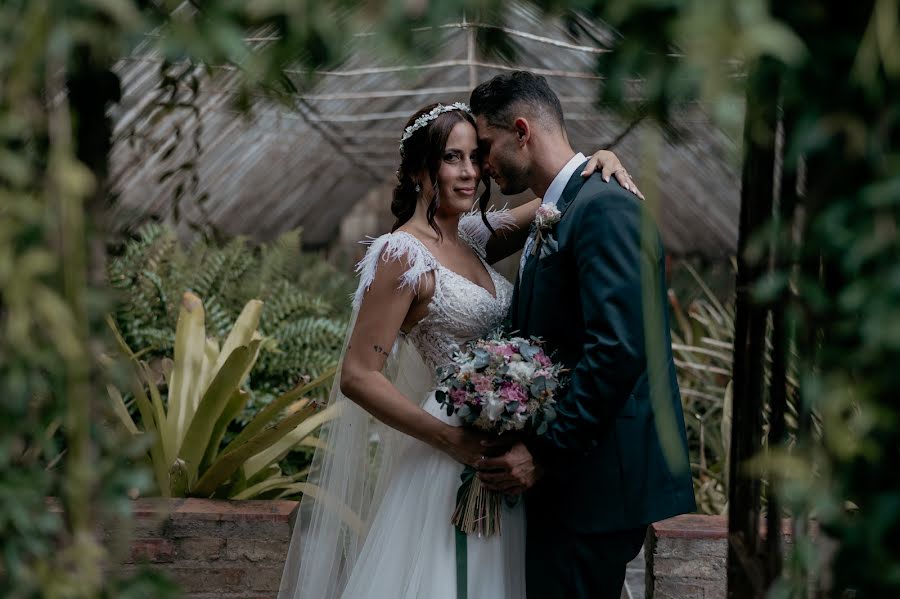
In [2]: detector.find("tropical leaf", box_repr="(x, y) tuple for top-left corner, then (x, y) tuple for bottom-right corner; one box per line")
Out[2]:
(243, 401), (343, 479)
(220, 367), (336, 456)
(191, 401), (318, 497)
(179, 340), (262, 486)
(107, 223), (352, 497)
(106, 384), (139, 434)
(166, 292), (207, 462)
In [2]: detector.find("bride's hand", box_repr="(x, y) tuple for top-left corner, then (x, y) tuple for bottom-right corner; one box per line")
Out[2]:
(581, 149), (645, 199)
(437, 426), (513, 468)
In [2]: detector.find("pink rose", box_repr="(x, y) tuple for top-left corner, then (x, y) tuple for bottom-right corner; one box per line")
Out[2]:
(534, 352), (551, 367)
(498, 382), (528, 405)
(472, 374), (495, 394)
(488, 343), (517, 358)
(450, 388), (468, 407)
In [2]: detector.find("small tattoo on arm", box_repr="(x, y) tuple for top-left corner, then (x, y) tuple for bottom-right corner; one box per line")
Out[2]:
(373, 344), (390, 357)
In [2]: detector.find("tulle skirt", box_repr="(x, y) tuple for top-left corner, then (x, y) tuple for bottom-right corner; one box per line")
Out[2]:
(339, 392), (526, 599)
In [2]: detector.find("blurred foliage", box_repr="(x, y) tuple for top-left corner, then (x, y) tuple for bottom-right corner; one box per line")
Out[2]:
(0, 0), (168, 596)
(108, 292), (338, 499)
(0, 0), (489, 597)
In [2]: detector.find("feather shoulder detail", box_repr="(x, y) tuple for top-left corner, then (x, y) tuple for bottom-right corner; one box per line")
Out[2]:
(458, 207), (516, 259)
(351, 232), (439, 310)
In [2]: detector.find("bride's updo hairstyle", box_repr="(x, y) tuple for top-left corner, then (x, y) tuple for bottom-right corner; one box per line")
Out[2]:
(392, 102), (494, 239)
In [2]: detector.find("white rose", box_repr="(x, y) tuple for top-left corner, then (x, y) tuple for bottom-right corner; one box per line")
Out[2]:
(458, 362), (476, 376)
(483, 393), (505, 422)
(506, 360), (536, 382)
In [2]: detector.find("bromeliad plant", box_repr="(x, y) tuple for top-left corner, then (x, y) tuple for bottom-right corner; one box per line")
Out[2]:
(108, 291), (340, 499)
(107, 223), (353, 419)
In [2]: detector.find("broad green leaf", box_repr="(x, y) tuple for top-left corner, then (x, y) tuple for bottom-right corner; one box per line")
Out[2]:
(106, 384), (139, 434)
(191, 402), (318, 498)
(200, 389), (251, 471)
(220, 366), (335, 455)
(297, 436), (326, 450)
(230, 470), (310, 501)
(106, 314), (137, 359)
(213, 299), (263, 375)
(140, 362), (169, 464)
(243, 401), (343, 479)
(129, 375), (168, 495)
(197, 336), (220, 402)
(166, 292), (207, 461)
(244, 463), (283, 489)
(179, 340), (261, 486)
(272, 483), (364, 534)
(239, 331), (264, 386)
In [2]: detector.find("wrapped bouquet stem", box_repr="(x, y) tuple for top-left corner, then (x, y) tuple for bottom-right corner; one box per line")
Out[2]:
(451, 466), (502, 536)
(436, 330), (564, 538)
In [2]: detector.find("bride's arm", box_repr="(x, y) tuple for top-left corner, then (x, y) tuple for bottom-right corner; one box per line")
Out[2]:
(483, 150), (644, 264)
(340, 257), (493, 467)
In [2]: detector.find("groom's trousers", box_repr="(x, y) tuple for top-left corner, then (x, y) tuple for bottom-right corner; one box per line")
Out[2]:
(525, 520), (647, 599)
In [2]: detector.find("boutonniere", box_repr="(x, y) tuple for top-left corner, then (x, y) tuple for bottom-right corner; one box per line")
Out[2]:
(531, 204), (561, 256)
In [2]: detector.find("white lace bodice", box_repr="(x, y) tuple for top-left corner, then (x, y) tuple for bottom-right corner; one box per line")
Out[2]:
(400, 235), (513, 375)
(352, 212), (514, 377)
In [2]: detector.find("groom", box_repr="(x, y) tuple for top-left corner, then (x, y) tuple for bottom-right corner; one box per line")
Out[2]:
(470, 72), (696, 598)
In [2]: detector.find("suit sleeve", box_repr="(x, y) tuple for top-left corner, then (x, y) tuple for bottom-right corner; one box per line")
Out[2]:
(534, 192), (659, 455)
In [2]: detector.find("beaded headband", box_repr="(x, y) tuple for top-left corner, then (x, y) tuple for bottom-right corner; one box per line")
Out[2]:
(399, 102), (473, 156)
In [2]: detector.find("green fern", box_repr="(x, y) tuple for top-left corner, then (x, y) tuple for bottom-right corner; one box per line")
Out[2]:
(108, 222), (354, 406)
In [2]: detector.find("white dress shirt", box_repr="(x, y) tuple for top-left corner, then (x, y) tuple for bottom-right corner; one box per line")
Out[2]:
(519, 152), (587, 279)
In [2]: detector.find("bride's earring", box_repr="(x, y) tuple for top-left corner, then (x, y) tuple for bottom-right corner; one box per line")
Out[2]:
(415, 182), (421, 193)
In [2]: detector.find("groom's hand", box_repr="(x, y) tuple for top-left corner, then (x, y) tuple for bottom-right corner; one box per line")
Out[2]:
(475, 442), (544, 495)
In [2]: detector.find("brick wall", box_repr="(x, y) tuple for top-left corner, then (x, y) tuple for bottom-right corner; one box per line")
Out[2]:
(115, 498), (299, 599)
(646, 515), (729, 598)
(646, 514), (801, 599)
(94, 501), (802, 598)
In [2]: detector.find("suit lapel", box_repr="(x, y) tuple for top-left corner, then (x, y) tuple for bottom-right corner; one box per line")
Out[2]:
(554, 159), (590, 218)
(515, 160), (590, 333)
(508, 267), (522, 331)
(517, 251), (539, 333)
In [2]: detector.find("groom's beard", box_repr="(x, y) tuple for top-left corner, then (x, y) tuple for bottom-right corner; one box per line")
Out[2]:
(499, 179), (528, 195)
(492, 163), (529, 196)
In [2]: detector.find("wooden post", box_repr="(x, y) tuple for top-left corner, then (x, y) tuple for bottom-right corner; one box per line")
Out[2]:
(727, 56), (780, 598)
(765, 108), (796, 587)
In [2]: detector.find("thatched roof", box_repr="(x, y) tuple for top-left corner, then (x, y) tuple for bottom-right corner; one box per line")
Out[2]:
(109, 3), (740, 257)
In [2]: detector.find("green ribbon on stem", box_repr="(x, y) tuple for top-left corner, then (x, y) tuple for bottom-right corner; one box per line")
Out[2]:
(454, 466), (475, 599)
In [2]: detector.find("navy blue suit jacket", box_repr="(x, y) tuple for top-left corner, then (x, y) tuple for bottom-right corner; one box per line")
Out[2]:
(513, 164), (696, 532)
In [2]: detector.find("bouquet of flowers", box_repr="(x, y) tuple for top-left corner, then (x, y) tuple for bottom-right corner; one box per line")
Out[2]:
(435, 330), (564, 536)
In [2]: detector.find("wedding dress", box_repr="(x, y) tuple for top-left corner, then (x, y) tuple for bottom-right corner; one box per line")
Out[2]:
(278, 213), (525, 599)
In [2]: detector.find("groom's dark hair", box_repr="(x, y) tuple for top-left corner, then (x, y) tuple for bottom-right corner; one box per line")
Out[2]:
(469, 71), (565, 131)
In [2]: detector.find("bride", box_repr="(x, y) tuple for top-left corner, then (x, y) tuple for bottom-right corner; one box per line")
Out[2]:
(277, 102), (639, 599)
